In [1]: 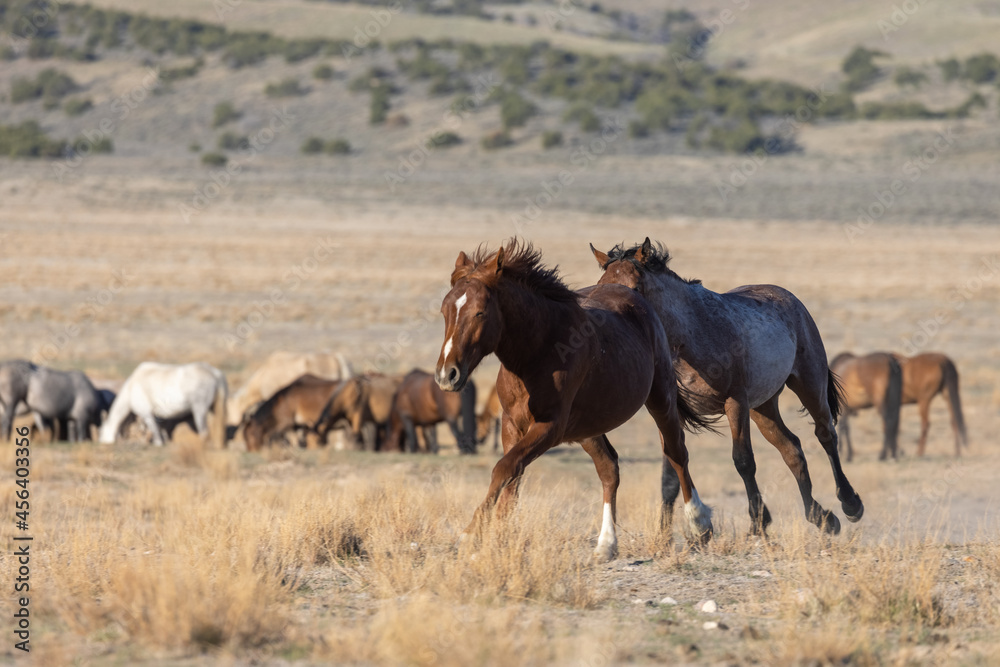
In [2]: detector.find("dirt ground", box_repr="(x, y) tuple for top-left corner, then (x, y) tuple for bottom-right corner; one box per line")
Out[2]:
(0, 156), (999, 665)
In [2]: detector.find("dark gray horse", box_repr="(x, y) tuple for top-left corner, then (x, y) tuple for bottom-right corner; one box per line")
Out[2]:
(0, 360), (103, 442)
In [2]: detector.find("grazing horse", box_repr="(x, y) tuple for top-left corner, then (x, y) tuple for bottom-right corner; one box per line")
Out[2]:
(0, 360), (103, 442)
(830, 352), (903, 461)
(242, 374), (342, 451)
(476, 384), (502, 452)
(436, 240), (713, 559)
(893, 352), (968, 457)
(593, 238), (863, 536)
(390, 369), (477, 454)
(314, 373), (402, 450)
(99, 362), (228, 447)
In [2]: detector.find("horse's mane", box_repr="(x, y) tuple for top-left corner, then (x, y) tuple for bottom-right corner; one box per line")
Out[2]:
(605, 241), (701, 285)
(461, 239), (579, 304)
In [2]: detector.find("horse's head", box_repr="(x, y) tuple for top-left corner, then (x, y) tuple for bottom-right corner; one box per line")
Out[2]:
(591, 237), (654, 291)
(241, 405), (265, 452)
(436, 247), (505, 392)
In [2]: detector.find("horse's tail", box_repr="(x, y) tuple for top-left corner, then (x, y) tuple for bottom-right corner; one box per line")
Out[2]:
(826, 368), (845, 425)
(212, 373), (228, 448)
(883, 355), (903, 456)
(461, 380), (477, 454)
(942, 358), (968, 450)
(675, 386), (721, 434)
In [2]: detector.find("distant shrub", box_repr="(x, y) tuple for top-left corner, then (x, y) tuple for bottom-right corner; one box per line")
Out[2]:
(481, 130), (513, 150)
(284, 39), (324, 63)
(325, 138), (351, 154)
(429, 75), (470, 96)
(893, 66), (927, 88)
(10, 68), (78, 104)
(500, 91), (537, 129)
(301, 137), (324, 154)
(841, 46), (888, 91)
(427, 131), (462, 149)
(938, 58), (961, 82)
(72, 135), (113, 154)
(963, 53), (1000, 84)
(265, 78), (305, 97)
(160, 59), (202, 83)
(223, 33), (279, 68)
(212, 102), (241, 128)
(706, 119), (766, 153)
(201, 152), (228, 166)
(0, 121), (67, 157)
(217, 132), (250, 150)
(63, 97), (93, 116)
(313, 63), (334, 80)
(398, 51), (450, 80)
(950, 92), (987, 118)
(189, 143), (202, 152)
(541, 130), (563, 149)
(370, 86), (391, 125)
(858, 100), (943, 120)
(627, 120), (649, 138)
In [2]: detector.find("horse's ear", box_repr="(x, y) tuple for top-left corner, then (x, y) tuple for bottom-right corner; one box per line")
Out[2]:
(495, 245), (505, 274)
(635, 237), (652, 263)
(590, 243), (609, 269)
(451, 250), (473, 285)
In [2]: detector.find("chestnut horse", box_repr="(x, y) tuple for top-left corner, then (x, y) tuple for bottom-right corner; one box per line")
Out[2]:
(830, 352), (903, 461)
(436, 240), (713, 559)
(593, 238), (863, 536)
(893, 352), (967, 456)
(476, 384), (502, 452)
(390, 368), (477, 454)
(315, 373), (402, 450)
(242, 374), (342, 451)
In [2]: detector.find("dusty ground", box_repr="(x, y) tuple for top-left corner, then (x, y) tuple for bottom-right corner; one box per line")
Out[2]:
(0, 157), (998, 665)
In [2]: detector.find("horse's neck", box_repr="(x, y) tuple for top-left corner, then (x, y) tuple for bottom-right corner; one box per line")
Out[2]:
(648, 275), (730, 357)
(494, 282), (580, 377)
(103, 383), (133, 434)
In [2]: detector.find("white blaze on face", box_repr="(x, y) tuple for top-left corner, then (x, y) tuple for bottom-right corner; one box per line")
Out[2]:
(442, 291), (467, 363)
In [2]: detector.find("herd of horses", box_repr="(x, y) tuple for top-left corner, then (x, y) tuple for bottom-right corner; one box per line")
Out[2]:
(0, 354), (495, 456)
(0, 237), (968, 556)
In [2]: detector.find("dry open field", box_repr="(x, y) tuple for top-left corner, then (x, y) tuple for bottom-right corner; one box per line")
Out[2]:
(0, 156), (999, 665)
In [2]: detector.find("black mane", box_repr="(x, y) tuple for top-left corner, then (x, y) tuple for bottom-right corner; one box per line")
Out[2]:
(470, 239), (578, 303)
(605, 241), (701, 285)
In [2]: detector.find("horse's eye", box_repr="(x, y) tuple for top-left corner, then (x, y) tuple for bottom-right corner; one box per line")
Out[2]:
(475, 311), (485, 319)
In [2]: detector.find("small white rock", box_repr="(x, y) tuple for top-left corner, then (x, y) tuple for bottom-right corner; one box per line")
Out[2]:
(659, 597), (678, 606)
(632, 598), (645, 605)
(702, 621), (719, 630)
(750, 570), (772, 578)
(700, 599), (718, 614)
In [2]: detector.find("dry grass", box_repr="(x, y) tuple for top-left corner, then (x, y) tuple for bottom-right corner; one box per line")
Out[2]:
(3, 435), (999, 664)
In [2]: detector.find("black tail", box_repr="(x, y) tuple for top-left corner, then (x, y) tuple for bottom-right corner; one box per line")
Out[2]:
(827, 369), (845, 425)
(942, 359), (968, 450)
(676, 385), (721, 434)
(882, 356), (903, 457)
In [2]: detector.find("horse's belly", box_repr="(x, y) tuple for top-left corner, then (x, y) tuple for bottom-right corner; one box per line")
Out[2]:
(743, 335), (796, 408)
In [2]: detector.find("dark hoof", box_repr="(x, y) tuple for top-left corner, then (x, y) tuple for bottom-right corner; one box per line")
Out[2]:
(843, 495), (864, 523)
(821, 512), (841, 535)
(749, 505), (772, 536)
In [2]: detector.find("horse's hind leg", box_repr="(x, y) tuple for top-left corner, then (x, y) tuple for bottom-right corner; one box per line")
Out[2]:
(787, 374), (864, 524)
(724, 396), (772, 536)
(580, 435), (620, 562)
(917, 399), (931, 457)
(751, 396), (840, 535)
(660, 458), (680, 538)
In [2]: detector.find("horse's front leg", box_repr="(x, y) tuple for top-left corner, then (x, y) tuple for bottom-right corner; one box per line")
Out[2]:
(465, 419), (560, 537)
(580, 434), (620, 562)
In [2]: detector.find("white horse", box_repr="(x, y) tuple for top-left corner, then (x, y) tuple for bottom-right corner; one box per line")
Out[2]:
(99, 362), (228, 447)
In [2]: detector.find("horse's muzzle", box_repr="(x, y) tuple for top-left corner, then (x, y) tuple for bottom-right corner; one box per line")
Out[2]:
(436, 364), (466, 392)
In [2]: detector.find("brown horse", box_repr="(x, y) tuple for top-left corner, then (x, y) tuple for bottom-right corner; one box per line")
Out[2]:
(314, 373), (402, 450)
(436, 240), (713, 559)
(830, 352), (903, 461)
(390, 369), (477, 454)
(242, 374), (342, 451)
(593, 238), (863, 536)
(476, 384), (502, 452)
(893, 352), (967, 456)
